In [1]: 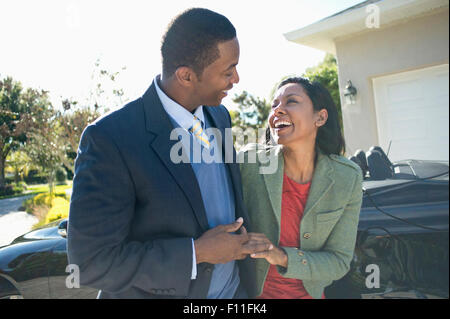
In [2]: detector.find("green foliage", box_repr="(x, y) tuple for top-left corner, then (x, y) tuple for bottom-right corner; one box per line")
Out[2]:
(45, 196), (70, 224)
(6, 150), (33, 184)
(302, 53), (343, 129)
(55, 167), (67, 183)
(57, 102), (100, 174)
(23, 189), (70, 223)
(0, 184), (23, 196)
(231, 91), (271, 130)
(0, 76), (39, 187)
(24, 169), (48, 185)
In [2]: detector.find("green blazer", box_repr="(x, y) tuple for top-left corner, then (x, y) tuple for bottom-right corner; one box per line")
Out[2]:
(238, 144), (363, 299)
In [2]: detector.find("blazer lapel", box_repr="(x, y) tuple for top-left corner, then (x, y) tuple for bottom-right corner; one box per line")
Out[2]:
(303, 150), (335, 219)
(259, 147), (335, 229)
(261, 146), (284, 231)
(142, 83), (210, 231)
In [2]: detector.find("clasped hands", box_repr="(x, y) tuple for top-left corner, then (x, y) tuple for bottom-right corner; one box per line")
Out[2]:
(194, 218), (288, 268)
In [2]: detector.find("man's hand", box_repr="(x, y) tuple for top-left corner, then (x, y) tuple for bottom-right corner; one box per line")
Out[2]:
(245, 233), (288, 267)
(194, 218), (272, 264)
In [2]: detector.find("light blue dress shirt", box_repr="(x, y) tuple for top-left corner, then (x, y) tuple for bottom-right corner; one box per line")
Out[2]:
(154, 76), (240, 298)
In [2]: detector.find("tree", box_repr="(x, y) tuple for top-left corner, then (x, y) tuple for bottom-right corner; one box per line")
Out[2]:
(0, 76), (35, 187)
(302, 53), (343, 129)
(25, 105), (67, 197)
(231, 91), (271, 130)
(230, 91), (271, 150)
(56, 59), (126, 175)
(88, 58), (128, 114)
(5, 150), (32, 185)
(57, 99), (100, 174)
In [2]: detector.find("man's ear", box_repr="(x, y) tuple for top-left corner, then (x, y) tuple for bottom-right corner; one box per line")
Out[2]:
(174, 66), (198, 88)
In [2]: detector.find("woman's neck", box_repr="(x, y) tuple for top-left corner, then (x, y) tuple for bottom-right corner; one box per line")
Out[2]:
(283, 142), (317, 184)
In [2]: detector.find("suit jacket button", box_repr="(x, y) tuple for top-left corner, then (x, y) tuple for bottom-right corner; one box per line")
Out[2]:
(205, 267), (212, 273)
(302, 259), (308, 265)
(169, 288), (176, 295)
(303, 233), (312, 239)
(297, 251), (304, 256)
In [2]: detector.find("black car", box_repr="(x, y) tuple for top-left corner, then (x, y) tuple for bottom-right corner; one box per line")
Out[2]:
(0, 147), (448, 299)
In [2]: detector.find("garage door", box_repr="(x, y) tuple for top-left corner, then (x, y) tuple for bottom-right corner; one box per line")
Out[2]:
(373, 64), (449, 161)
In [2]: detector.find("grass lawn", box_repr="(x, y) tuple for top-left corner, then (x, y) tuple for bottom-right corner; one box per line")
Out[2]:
(0, 181), (73, 200)
(26, 182), (73, 194)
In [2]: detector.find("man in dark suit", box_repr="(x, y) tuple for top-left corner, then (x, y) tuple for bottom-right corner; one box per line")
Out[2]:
(67, 8), (268, 299)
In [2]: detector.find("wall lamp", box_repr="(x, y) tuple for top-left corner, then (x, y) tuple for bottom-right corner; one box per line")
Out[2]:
(343, 80), (357, 105)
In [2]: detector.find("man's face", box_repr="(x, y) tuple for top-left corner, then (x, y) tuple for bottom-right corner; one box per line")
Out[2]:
(192, 37), (240, 106)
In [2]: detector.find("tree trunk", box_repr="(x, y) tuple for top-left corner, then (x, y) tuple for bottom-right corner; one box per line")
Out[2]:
(48, 170), (55, 199)
(0, 154), (5, 188)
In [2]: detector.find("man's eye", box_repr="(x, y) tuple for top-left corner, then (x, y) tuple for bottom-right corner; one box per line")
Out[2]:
(286, 99), (297, 104)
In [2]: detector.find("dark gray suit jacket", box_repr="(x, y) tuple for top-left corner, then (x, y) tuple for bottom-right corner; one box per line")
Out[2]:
(67, 82), (253, 298)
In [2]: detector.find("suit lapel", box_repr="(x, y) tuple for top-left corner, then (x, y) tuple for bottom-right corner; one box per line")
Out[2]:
(142, 83), (210, 231)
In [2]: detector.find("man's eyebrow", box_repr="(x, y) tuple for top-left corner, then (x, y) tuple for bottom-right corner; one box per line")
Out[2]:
(225, 63), (238, 71)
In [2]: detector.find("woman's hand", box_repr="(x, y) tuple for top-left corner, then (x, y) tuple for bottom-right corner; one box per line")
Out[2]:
(244, 233), (288, 268)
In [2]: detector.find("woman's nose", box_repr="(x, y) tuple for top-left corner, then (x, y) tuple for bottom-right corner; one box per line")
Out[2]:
(273, 102), (286, 114)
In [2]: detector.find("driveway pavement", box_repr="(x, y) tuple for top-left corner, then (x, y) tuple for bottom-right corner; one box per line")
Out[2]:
(0, 195), (37, 247)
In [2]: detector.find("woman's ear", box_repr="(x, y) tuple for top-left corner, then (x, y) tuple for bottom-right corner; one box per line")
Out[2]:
(315, 109), (328, 127)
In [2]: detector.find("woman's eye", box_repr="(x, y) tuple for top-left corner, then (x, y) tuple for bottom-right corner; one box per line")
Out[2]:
(286, 99), (297, 104)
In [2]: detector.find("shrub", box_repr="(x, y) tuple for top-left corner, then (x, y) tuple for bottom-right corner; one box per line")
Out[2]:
(45, 196), (70, 224)
(25, 190), (71, 228)
(0, 184), (25, 197)
(17, 181), (28, 190)
(0, 185), (15, 196)
(55, 168), (67, 184)
(24, 170), (48, 185)
(33, 193), (53, 206)
(12, 185), (24, 194)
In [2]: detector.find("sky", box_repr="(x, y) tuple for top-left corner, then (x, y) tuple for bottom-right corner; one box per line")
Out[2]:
(0, 0), (363, 110)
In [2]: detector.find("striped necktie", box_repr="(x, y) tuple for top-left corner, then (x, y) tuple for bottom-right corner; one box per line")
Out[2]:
(189, 115), (210, 149)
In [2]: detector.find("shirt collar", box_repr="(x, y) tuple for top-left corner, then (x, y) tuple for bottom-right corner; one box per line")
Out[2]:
(153, 75), (205, 130)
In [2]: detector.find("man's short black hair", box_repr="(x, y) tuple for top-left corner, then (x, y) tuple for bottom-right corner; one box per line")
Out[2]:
(161, 8), (236, 78)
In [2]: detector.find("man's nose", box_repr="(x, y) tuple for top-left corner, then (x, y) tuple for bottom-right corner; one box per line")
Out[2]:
(232, 69), (240, 84)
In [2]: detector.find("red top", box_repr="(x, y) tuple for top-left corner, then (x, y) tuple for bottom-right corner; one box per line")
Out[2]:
(258, 173), (319, 299)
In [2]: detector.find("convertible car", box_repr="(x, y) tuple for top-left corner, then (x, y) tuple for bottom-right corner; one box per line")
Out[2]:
(0, 147), (448, 299)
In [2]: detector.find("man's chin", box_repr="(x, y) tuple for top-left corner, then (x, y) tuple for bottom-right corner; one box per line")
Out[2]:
(205, 99), (223, 107)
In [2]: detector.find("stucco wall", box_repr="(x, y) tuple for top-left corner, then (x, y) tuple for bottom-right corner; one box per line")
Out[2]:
(335, 9), (449, 155)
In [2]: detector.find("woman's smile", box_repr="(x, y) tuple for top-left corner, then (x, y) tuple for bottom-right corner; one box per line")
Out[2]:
(272, 118), (294, 134)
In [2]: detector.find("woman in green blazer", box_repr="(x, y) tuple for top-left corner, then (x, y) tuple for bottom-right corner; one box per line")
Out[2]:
(238, 77), (363, 299)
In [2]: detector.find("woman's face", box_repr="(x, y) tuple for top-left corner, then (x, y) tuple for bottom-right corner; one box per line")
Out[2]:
(269, 83), (327, 148)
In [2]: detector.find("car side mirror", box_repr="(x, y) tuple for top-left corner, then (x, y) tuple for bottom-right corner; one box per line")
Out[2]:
(58, 220), (68, 238)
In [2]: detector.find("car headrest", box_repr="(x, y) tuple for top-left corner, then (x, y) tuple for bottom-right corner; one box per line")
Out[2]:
(354, 149), (369, 174)
(367, 150), (393, 180)
(349, 156), (364, 174)
(369, 146), (392, 167)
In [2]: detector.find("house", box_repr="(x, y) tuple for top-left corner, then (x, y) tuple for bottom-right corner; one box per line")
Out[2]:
(284, 0), (449, 161)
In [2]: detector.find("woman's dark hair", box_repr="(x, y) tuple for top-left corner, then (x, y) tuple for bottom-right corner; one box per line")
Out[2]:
(266, 77), (346, 156)
(161, 8), (236, 78)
